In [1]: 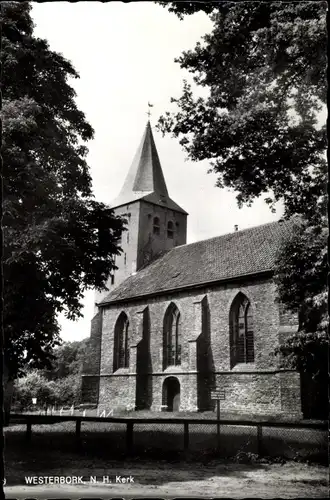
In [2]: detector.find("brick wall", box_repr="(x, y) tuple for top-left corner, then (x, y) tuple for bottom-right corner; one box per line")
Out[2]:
(137, 200), (187, 269)
(94, 200), (187, 308)
(94, 202), (141, 308)
(81, 310), (102, 404)
(99, 374), (132, 410)
(97, 276), (301, 416)
(83, 311), (102, 375)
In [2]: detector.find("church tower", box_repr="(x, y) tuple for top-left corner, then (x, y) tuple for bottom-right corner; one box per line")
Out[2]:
(94, 121), (188, 307)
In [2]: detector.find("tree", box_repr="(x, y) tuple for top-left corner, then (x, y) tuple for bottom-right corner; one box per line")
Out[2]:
(157, 1), (216, 19)
(157, 1), (327, 414)
(13, 370), (82, 410)
(157, 2), (326, 220)
(2, 2), (124, 388)
(13, 370), (55, 411)
(13, 340), (89, 410)
(52, 374), (82, 407)
(45, 339), (90, 379)
(272, 218), (328, 418)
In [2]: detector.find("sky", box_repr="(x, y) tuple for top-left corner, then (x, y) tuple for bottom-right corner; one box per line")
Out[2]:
(31, 2), (283, 343)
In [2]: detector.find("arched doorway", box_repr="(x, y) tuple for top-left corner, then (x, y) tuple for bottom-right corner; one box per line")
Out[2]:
(162, 377), (180, 412)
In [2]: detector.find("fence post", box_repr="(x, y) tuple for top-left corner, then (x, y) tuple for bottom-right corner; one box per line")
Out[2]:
(26, 421), (32, 442)
(256, 424), (263, 456)
(126, 421), (134, 455)
(216, 399), (220, 451)
(75, 419), (81, 450)
(184, 422), (189, 452)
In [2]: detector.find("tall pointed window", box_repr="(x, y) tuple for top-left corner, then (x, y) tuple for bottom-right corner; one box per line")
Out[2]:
(229, 293), (254, 367)
(167, 221), (174, 239)
(153, 217), (160, 235)
(163, 303), (181, 368)
(113, 312), (130, 371)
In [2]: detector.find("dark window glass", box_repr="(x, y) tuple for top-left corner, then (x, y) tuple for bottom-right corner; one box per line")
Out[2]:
(230, 294), (255, 367)
(163, 304), (181, 368)
(113, 313), (130, 371)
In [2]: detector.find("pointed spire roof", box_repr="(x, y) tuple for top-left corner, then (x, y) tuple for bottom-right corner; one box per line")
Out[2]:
(111, 121), (187, 214)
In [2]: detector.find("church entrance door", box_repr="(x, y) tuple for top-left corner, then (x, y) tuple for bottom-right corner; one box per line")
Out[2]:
(163, 377), (180, 412)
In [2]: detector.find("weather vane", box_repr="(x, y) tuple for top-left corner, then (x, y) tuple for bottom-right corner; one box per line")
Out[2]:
(147, 102), (154, 119)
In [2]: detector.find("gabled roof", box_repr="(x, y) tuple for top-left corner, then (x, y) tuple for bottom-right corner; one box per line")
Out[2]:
(99, 219), (292, 306)
(111, 121), (187, 214)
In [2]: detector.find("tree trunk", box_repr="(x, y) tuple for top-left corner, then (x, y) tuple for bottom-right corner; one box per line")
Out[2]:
(3, 360), (14, 426)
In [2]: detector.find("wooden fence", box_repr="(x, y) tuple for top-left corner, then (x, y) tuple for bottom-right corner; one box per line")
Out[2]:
(10, 413), (327, 458)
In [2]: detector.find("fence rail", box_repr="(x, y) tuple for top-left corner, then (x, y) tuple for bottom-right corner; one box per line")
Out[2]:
(10, 413), (328, 428)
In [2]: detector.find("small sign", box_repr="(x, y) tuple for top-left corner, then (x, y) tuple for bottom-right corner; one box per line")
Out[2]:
(32, 398), (37, 405)
(210, 389), (226, 401)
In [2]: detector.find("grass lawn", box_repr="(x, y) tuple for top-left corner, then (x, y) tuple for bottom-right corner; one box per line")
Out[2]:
(18, 407), (327, 424)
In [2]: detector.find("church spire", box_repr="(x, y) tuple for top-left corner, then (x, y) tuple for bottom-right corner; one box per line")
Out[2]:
(112, 121), (169, 205)
(131, 120), (169, 197)
(111, 121), (187, 214)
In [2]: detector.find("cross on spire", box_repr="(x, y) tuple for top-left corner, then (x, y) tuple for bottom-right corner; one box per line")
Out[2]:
(147, 101), (153, 119)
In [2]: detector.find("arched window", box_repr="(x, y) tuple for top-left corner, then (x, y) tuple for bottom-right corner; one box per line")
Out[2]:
(163, 303), (181, 368)
(153, 216), (160, 235)
(229, 293), (254, 367)
(167, 221), (174, 239)
(113, 312), (130, 371)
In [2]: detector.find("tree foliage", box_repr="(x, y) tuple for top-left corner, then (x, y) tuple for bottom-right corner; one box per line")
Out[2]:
(13, 339), (89, 409)
(274, 220), (327, 335)
(13, 370), (54, 410)
(46, 339), (90, 379)
(157, 1), (328, 384)
(2, 2), (124, 378)
(157, 1), (216, 19)
(272, 218), (328, 408)
(157, 2), (326, 220)
(13, 370), (82, 410)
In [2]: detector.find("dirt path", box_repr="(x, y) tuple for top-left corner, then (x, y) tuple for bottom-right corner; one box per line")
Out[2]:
(4, 462), (328, 499)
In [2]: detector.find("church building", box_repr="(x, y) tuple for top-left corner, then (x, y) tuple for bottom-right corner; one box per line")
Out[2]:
(82, 121), (302, 417)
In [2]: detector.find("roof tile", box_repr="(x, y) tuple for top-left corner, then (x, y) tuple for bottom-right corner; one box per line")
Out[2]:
(100, 219), (292, 305)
